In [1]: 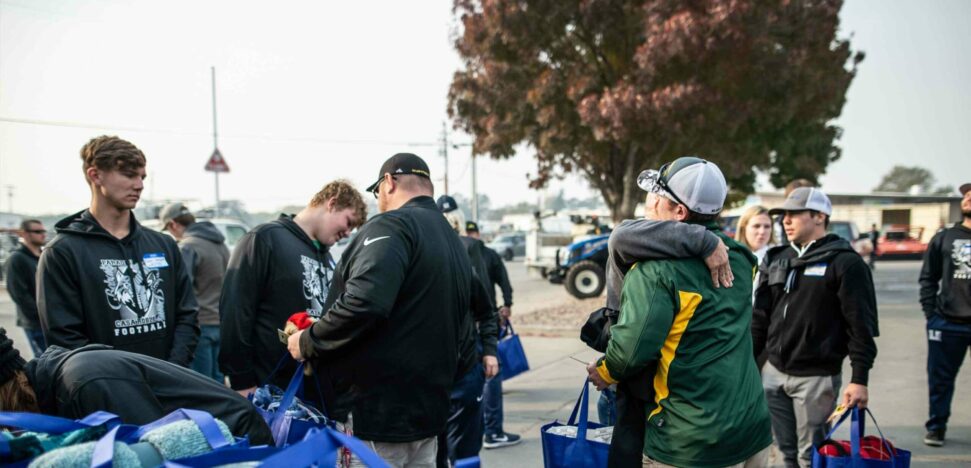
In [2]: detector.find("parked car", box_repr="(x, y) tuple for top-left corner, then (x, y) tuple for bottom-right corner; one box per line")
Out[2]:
(141, 217), (250, 252)
(827, 220), (873, 258)
(876, 225), (927, 259)
(488, 233), (526, 261)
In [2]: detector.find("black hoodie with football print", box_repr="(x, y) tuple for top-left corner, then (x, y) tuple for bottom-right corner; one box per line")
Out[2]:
(218, 214), (337, 391)
(36, 209), (199, 366)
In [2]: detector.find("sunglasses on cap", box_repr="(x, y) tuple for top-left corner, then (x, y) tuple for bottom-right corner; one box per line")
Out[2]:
(637, 162), (689, 208)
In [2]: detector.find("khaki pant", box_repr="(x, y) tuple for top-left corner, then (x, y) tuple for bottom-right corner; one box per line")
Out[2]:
(642, 445), (771, 468)
(348, 436), (437, 468)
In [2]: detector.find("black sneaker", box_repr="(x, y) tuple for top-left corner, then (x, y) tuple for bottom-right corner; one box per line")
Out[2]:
(483, 432), (522, 449)
(924, 429), (945, 447)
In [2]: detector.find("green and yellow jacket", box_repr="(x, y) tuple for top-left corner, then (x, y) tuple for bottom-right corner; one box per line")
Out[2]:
(596, 224), (771, 467)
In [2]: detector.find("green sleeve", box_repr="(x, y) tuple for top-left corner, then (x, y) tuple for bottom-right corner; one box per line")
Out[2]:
(597, 263), (675, 384)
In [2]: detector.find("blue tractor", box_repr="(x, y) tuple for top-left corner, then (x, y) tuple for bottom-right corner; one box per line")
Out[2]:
(548, 234), (610, 299)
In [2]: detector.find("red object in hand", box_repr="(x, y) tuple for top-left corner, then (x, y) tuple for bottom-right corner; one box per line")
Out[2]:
(287, 311), (314, 330)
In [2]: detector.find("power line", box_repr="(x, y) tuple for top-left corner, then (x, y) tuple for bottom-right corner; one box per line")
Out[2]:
(0, 116), (439, 147)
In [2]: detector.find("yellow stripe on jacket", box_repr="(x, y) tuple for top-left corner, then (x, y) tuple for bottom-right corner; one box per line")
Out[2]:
(649, 290), (701, 419)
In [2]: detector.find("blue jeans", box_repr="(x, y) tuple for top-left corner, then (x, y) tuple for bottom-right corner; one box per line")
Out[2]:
(23, 328), (47, 357)
(482, 373), (503, 436)
(597, 388), (617, 426)
(191, 325), (224, 382)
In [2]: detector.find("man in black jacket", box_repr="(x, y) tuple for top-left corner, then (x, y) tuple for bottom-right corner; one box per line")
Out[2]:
(465, 220), (521, 449)
(37, 136), (199, 366)
(438, 201), (501, 464)
(0, 328), (272, 445)
(219, 180), (366, 397)
(290, 153), (478, 467)
(918, 182), (971, 447)
(753, 187), (879, 468)
(5, 219), (48, 356)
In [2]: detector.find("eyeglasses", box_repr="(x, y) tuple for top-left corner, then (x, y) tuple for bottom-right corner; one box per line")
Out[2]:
(371, 174), (397, 199)
(26, 229), (46, 234)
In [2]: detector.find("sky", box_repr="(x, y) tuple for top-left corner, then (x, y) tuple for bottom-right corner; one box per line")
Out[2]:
(0, 0), (968, 216)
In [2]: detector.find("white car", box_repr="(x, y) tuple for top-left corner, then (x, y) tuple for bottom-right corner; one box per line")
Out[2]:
(141, 217), (250, 251)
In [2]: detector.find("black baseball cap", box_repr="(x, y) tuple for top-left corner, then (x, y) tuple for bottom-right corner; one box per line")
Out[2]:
(366, 153), (431, 193)
(437, 195), (459, 213)
(465, 221), (479, 233)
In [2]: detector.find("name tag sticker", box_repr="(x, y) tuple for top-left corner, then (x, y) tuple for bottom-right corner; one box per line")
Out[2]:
(804, 263), (827, 277)
(143, 253), (169, 269)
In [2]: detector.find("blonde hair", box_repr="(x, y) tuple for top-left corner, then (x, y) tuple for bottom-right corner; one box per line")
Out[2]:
(309, 179), (368, 228)
(444, 209), (466, 236)
(735, 205), (774, 250)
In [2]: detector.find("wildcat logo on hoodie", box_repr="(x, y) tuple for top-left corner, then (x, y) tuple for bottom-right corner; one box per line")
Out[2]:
(953, 240), (971, 280)
(101, 258), (167, 336)
(301, 255), (335, 318)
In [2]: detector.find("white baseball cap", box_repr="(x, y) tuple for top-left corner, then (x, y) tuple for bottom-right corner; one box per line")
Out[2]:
(637, 156), (728, 215)
(768, 187), (832, 216)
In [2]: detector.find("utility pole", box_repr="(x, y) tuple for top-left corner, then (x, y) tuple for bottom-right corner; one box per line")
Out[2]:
(211, 66), (220, 217)
(440, 122), (449, 195)
(4, 185), (13, 214)
(471, 154), (478, 221)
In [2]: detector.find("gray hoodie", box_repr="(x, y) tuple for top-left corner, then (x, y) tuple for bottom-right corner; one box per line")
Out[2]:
(180, 221), (230, 326)
(606, 219), (720, 309)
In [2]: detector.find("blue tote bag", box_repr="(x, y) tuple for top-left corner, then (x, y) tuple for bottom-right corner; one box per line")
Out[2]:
(166, 427), (391, 468)
(812, 407), (911, 468)
(251, 358), (334, 447)
(497, 320), (530, 381)
(541, 380), (610, 468)
(0, 411), (120, 467)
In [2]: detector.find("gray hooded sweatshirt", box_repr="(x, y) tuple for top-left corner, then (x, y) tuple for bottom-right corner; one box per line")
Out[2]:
(605, 219), (721, 309)
(180, 221), (230, 326)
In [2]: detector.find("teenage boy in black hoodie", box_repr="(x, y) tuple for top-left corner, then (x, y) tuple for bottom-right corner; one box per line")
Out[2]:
(37, 136), (199, 366)
(753, 187), (879, 468)
(219, 179), (367, 397)
(919, 182), (971, 447)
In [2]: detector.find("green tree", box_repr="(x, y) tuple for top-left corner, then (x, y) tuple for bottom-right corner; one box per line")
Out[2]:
(449, 0), (862, 220)
(873, 165), (953, 195)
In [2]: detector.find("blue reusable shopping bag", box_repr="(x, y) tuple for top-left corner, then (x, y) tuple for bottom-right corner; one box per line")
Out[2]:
(497, 320), (530, 381)
(540, 380), (610, 468)
(251, 358), (334, 447)
(0, 411), (121, 467)
(811, 407), (911, 468)
(165, 427), (391, 468)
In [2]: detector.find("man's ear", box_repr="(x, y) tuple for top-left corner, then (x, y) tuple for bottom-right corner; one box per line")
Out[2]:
(86, 167), (101, 186)
(676, 204), (690, 222)
(325, 197), (337, 212)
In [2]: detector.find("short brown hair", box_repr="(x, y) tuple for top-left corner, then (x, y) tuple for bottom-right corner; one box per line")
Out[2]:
(0, 372), (39, 413)
(80, 136), (146, 182)
(309, 179), (368, 227)
(19, 219), (42, 232)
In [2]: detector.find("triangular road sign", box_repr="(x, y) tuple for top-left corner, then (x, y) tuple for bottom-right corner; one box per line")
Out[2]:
(205, 148), (230, 173)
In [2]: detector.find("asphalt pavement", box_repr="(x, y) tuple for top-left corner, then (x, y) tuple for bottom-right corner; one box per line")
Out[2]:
(1, 259), (969, 466)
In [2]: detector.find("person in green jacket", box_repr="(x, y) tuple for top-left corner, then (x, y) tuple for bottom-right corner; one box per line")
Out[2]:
(588, 157), (772, 467)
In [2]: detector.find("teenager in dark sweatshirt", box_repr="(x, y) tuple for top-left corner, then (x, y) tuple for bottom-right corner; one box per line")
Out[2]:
(37, 136), (199, 366)
(218, 180), (367, 397)
(918, 182), (971, 447)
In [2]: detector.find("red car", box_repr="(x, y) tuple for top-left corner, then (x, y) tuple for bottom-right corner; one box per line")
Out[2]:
(876, 225), (927, 258)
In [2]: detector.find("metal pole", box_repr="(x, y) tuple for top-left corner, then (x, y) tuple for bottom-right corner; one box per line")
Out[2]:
(441, 121), (449, 195)
(471, 153), (478, 221)
(211, 66), (220, 217)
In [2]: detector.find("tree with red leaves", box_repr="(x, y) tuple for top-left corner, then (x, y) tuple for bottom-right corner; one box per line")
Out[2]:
(448, 0), (863, 221)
